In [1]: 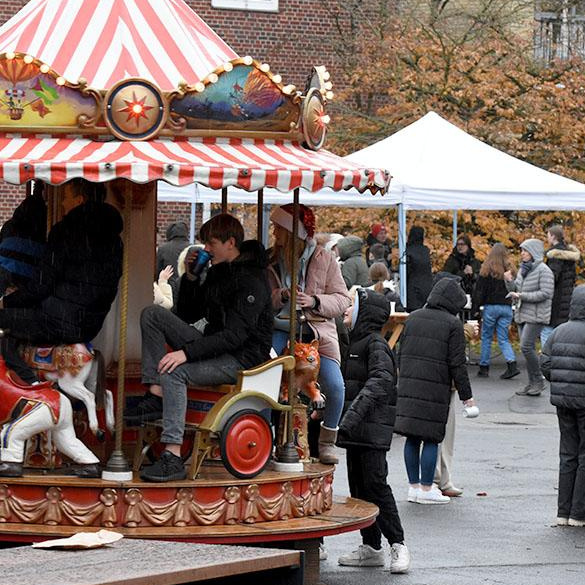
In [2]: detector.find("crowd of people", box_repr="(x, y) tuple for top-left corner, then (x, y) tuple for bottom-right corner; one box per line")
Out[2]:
(1, 188), (584, 570)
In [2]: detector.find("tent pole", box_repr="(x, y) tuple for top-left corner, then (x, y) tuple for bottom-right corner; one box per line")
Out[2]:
(452, 210), (458, 246)
(190, 199), (196, 244)
(398, 203), (407, 307)
(262, 204), (271, 248)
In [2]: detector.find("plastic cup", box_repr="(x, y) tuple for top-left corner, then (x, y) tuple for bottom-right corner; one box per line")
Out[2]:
(463, 405), (480, 418)
(390, 301), (396, 314)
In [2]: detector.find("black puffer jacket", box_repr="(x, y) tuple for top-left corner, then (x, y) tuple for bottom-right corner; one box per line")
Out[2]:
(395, 277), (472, 443)
(4, 202), (123, 341)
(176, 240), (273, 368)
(443, 246), (481, 295)
(337, 289), (396, 450)
(545, 243), (580, 327)
(541, 285), (585, 410)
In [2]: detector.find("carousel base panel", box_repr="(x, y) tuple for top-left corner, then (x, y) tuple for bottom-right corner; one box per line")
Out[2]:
(0, 462), (367, 536)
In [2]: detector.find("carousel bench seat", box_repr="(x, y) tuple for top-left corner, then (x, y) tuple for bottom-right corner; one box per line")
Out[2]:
(133, 356), (295, 480)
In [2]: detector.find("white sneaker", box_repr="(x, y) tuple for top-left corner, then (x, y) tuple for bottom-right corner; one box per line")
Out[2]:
(417, 487), (450, 504)
(568, 518), (585, 527)
(407, 487), (418, 503)
(338, 544), (385, 567)
(319, 544), (328, 560)
(556, 517), (569, 526)
(390, 543), (410, 573)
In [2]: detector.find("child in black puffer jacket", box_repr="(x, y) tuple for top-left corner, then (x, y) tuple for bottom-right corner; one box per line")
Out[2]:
(336, 288), (410, 573)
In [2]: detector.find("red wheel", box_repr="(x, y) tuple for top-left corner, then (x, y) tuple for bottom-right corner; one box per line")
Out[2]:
(220, 409), (273, 479)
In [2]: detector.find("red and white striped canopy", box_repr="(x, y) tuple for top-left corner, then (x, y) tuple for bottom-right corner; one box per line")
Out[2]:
(0, 0), (238, 90)
(0, 134), (389, 193)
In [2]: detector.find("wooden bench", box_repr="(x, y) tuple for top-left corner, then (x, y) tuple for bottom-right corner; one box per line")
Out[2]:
(0, 538), (303, 585)
(133, 356), (295, 480)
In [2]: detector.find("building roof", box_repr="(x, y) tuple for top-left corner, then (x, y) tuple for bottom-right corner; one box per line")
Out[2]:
(0, 0), (238, 90)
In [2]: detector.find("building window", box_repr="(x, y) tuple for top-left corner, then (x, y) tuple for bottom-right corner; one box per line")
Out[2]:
(535, 1), (585, 60)
(211, 0), (279, 12)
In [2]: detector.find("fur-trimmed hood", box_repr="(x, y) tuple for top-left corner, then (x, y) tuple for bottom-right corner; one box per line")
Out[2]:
(547, 244), (581, 262)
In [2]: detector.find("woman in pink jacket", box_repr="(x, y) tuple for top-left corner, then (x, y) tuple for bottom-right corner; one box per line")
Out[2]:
(268, 204), (351, 464)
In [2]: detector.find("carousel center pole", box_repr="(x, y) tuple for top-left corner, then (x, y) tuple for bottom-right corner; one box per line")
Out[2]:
(274, 188), (302, 470)
(102, 185), (133, 481)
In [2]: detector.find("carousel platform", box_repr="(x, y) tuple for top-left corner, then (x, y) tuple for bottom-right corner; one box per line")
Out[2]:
(0, 463), (377, 585)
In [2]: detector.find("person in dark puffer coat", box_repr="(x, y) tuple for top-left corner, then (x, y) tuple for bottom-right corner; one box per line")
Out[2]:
(442, 234), (481, 296)
(405, 226), (433, 312)
(0, 180), (123, 383)
(541, 224), (580, 347)
(396, 276), (474, 504)
(336, 289), (410, 572)
(541, 284), (585, 527)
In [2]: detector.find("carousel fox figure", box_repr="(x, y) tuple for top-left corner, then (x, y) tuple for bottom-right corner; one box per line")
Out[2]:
(280, 339), (325, 408)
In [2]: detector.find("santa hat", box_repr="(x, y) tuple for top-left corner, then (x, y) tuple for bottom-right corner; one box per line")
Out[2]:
(270, 204), (316, 240)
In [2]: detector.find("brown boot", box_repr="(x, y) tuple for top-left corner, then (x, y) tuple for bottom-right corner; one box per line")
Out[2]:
(318, 424), (339, 465)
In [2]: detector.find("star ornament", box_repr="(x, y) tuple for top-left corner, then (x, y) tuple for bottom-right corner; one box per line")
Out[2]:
(119, 92), (154, 127)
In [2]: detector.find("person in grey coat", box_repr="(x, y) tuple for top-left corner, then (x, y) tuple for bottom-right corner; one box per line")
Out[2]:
(156, 221), (189, 293)
(541, 285), (585, 527)
(505, 238), (554, 396)
(337, 235), (371, 288)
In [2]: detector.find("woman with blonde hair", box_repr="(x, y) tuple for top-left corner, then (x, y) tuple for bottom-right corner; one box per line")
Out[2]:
(473, 243), (519, 379)
(268, 204), (351, 464)
(368, 262), (403, 311)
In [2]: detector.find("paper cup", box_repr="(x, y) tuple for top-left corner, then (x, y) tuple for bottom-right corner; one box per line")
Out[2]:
(463, 405), (479, 418)
(390, 301), (396, 314)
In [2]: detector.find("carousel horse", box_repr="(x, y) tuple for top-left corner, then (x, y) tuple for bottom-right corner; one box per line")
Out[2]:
(0, 356), (100, 478)
(281, 339), (324, 408)
(21, 344), (114, 441)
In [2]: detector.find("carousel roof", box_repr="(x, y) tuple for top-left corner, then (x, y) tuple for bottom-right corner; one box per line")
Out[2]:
(0, 0), (237, 90)
(0, 134), (388, 192)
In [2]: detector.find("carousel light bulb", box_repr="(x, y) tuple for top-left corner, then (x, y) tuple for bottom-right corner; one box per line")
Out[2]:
(272, 74), (282, 84)
(323, 71), (331, 81)
(283, 84), (296, 95)
(243, 55), (253, 66)
(260, 63), (270, 73)
(224, 62), (234, 72)
(321, 114), (331, 125)
(195, 82), (205, 92)
(56, 76), (66, 86)
(23, 54), (33, 64)
(208, 73), (219, 83)
(326, 91), (334, 100)
(40, 64), (50, 74)
(5, 52), (15, 60)
(132, 104), (143, 114)
(324, 81), (333, 90)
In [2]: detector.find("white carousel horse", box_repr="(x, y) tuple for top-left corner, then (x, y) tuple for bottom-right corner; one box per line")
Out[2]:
(21, 344), (115, 441)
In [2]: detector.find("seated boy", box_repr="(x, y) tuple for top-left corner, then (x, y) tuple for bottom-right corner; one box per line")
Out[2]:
(128, 214), (273, 482)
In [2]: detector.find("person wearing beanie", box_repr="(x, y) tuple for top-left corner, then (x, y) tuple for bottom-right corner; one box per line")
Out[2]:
(366, 223), (392, 269)
(336, 235), (371, 289)
(504, 238), (554, 396)
(268, 203), (351, 465)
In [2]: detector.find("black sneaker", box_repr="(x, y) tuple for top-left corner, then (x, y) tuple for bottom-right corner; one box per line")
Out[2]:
(140, 450), (186, 482)
(124, 392), (163, 425)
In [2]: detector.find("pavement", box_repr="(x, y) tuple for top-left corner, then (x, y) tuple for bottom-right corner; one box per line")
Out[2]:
(321, 355), (585, 585)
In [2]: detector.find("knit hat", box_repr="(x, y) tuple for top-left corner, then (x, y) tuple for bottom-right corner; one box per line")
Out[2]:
(270, 203), (316, 240)
(520, 238), (544, 263)
(371, 223), (385, 238)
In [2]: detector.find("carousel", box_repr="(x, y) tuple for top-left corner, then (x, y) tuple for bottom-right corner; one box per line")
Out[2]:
(0, 0), (388, 578)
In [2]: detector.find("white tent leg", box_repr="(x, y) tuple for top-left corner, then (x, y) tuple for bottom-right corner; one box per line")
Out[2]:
(452, 210), (458, 246)
(398, 203), (407, 308)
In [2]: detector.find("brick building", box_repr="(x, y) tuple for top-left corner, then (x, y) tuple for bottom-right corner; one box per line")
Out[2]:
(0, 0), (343, 233)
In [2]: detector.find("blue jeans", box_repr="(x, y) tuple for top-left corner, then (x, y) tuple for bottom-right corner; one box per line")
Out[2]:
(272, 330), (344, 429)
(403, 438), (438, 486)
(480, 304), (515, 366)
(541, 325), (554, 347)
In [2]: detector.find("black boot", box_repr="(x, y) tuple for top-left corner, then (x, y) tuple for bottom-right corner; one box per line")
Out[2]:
(500, 361), (520, 379)
(74, 463), (101, 478)
(477, 365), (489, 377)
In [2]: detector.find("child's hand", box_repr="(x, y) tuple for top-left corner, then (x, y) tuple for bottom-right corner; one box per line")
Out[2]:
(158, 265), (174, 284)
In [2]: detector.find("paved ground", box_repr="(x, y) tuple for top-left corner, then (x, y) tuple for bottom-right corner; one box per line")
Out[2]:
(322, 356), (585, 585)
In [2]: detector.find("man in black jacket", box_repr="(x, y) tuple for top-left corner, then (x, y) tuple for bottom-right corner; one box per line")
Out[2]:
(541, 225), (580, 346)
(0, 179), (123, 383)
(130, 213), (273, 482)
(541, 285), (585, 527)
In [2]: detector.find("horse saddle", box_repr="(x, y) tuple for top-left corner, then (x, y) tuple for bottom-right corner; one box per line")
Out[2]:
(22, 343), (94, 378)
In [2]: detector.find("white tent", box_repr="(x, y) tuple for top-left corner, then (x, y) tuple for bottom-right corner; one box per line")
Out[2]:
(346, 111), (585, 210)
